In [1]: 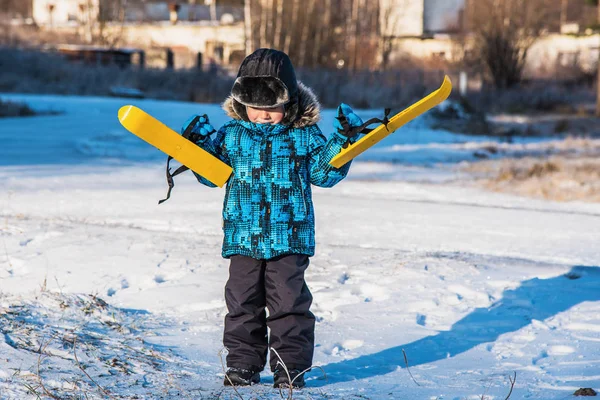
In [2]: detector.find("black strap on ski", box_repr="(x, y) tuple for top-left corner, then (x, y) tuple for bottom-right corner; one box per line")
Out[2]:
(338, 108), (391, 148)
(158, 115), (204, 204)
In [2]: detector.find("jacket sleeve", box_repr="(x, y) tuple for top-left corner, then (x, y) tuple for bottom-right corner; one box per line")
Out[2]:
(308, 125), (353, 188)
(192, 126), (230, 188)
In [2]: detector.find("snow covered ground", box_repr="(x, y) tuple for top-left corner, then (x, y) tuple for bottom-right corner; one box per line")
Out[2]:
(0, 94), (599, 399)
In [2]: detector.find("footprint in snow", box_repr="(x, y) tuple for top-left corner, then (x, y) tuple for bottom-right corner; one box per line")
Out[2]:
(326, 340), (364, 356)
(338, 272), (349, 284)
(532, 350), (548, 365)
(154, 275), (166, 284)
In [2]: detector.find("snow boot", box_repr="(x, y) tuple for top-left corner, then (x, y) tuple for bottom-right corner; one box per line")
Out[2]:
(273, 368), (306, 388)
(223, 368), (260, 386)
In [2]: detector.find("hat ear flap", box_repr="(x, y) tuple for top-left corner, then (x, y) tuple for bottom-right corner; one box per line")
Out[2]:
(280, 97), (299, 126)
(232, 99), (250, 122)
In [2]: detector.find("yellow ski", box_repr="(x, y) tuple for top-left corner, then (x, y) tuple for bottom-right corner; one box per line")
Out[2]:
(118, 105), (232, 187)
(329, 75), (452, 168)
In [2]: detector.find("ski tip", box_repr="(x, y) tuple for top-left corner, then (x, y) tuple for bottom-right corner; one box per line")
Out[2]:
(440, 75), (453, 100)
(118, 105), (135, 122)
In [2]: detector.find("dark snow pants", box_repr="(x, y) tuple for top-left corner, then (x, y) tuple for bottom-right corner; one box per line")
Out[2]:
(223, 254), (315, 372)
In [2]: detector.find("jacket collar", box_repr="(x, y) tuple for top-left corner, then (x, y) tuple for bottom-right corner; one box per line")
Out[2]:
(236, 120), (290, 137)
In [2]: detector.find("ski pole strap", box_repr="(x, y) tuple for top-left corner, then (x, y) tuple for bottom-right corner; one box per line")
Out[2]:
(158, 161), (189, 204)
(353, 108), (391, 135)
(158, 115), (203, 204)
(340, 108), (391, 148)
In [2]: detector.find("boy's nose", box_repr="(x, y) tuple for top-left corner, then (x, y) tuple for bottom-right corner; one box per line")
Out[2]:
(260, 110), (270, 119)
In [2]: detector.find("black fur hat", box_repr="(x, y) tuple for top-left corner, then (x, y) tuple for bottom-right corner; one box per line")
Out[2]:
(230, 48), (300, 125)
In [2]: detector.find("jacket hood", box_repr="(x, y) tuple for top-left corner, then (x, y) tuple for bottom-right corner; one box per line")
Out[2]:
(231, 48), (298, 109)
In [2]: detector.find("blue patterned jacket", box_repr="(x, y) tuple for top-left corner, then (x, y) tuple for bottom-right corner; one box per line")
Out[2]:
(192, 84), (352, 260)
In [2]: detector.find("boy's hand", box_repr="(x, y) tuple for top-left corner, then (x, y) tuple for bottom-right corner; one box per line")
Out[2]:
(334, 103), (364, 139)
(181, 114), (216, 140)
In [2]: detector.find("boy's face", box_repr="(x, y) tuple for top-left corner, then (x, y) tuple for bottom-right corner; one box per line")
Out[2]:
(246, 105), (285, 124)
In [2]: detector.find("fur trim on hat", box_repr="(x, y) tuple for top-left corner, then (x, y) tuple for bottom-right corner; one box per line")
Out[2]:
(222, 82), (320, 128)
(231, 76), (290, 108)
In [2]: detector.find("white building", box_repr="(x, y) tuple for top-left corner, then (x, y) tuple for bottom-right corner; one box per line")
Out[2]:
(30, 0), (245, 68)
(31, 0), (242, 26)
(33, 0), (100, 26)
(380, 0), (465, 38)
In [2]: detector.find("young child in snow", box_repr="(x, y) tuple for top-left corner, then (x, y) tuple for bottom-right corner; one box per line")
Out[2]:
(183, 48), (365, 388)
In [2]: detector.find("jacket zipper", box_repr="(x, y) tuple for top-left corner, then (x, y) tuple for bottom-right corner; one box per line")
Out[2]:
(296, 161), (308, 217)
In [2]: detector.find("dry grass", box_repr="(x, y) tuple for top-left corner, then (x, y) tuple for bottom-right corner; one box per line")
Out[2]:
(0, 47), (233, 103)
(465, 154), (600, 202)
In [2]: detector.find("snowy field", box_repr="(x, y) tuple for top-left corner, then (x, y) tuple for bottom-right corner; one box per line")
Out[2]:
(0, 94), (599, 399)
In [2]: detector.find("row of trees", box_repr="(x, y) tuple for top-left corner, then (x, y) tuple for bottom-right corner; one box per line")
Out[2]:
(463, 0), (600, 115)
(241, 0), (598, 87)
(463, 0), (559, 89)
(243, 0), (380, 70)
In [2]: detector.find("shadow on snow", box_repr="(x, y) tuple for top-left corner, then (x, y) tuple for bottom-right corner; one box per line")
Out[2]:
(309, 265), (600, 386)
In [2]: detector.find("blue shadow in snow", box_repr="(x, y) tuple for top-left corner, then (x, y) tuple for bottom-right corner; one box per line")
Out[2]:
(309, 266), (600, 386)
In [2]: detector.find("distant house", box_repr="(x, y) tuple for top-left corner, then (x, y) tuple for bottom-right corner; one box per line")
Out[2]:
(380, 0), (465, 38)
(380, 0), (466, 67)
(31, 0), (242, 26)
(31, 0), (245, 69)
(32, 0), (100, 26)
(139, 2), (243, 23)
(381, 0), (599, 80)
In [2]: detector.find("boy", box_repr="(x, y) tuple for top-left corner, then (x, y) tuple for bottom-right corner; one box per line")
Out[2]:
(185, 48), (364, 388)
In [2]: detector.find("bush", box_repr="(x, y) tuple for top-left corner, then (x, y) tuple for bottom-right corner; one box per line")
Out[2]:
(298, 68), (442, 109)
(467, 82), (594, 115)
(0, 48), (233, 103)
(0, 98), (37, 117)
(0, 48), (447, 110)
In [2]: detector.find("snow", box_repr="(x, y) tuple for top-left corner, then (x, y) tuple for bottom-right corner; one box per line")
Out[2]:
(0, 94), (599, 399)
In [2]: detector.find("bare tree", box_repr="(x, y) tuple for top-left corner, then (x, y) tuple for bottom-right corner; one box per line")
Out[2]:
(349, 0), (360, 71)
(77, 0), (129, 47)
(465, 0), (556, 89)
(298, 0), (316, 66)
(311, 0), (331, 67)
(355, 0), (379, 70)
(0, 0), (31, 19)
(273, 0), (284, 49)
(379, 0), (405, 70)
(260, 0), (269, 47)
(267, 0), (275, 47)
(242, 0), (378, 70)
(596, 0), (600, 117)
(597, 1), (600, 117)
(586, 0), (600, 116)
(560, 0), (569, 27)
(244, 0), (253, 54)
(283, 0), (300, 55)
